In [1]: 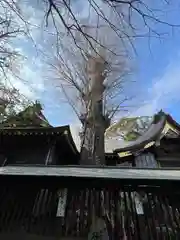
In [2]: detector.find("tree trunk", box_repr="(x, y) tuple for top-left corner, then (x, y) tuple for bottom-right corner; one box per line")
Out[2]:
(80, 56), (106, 165)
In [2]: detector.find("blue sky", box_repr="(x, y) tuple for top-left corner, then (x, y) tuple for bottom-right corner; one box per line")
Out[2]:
(126, 1), (180, 123)
(8, 0), (180, 127)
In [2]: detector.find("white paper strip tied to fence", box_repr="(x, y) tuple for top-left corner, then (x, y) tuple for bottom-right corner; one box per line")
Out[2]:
(134, 193), (144, 215)
(56, 188), (68, 217)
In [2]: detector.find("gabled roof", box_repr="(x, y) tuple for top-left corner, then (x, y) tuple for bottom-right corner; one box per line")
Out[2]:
(114, 111), (180, 157)
(0, 103), (80, 158)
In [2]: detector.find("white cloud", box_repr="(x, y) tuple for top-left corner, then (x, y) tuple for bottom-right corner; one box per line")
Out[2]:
(1, 2), (48, 102)
(6, 48), (45, 101)
(132, 57), (180, 117)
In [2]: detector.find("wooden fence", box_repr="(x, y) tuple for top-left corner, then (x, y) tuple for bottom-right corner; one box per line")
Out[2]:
(0, 174), (180, 239)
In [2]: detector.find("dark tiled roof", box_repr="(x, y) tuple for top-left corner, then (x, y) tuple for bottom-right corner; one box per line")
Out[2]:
(114, 115), (166, 153)
(114, 111), (180, 154)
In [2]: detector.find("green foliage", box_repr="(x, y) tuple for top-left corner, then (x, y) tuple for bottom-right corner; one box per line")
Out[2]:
(123, 131), (141, 141)
(1, 101), (51, 128)
(106, 116), (153, 141)
(107, 117), (139, 135)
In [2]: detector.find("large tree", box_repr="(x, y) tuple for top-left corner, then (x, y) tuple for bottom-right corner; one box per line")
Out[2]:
(43, 0), (178, 165)
(46, 5), (134, 165)
(0, 1), (32, 122)
(0, 0), (27, 77)
(2, 0), (179, 165)
(44, 0), (178, 55)
(0, 85), (32, 123)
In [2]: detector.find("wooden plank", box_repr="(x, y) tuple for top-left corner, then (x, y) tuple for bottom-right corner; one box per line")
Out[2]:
(1, 166), (180, 181)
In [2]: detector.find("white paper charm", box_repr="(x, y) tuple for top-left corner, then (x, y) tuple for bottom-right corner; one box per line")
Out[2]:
(56, 188), (68, 217)
(134, 193), (144, 215)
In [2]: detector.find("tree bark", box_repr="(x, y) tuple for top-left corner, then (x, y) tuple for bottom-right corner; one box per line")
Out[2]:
(80, 56), (106, 165)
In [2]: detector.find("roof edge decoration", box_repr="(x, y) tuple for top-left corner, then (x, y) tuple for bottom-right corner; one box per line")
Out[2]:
(114, 111), (180, 157)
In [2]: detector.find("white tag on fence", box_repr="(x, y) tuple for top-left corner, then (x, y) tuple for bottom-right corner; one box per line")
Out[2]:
(56, 188), (68, 217)
(134, 194), (144, 215)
